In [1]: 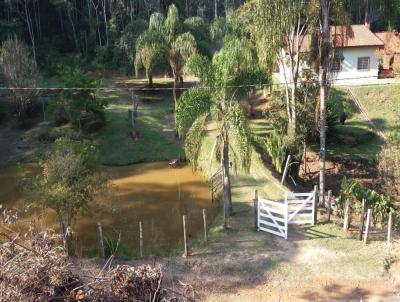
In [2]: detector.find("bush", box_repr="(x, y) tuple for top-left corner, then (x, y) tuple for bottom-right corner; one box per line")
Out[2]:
(25, 122), (76, 143)
(339, 176), (396, 224)
(264, 131), (287, 174)
(57, 67), (107, 131)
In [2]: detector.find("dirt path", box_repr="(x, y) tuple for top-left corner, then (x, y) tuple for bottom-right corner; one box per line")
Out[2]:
(155, 169), (400, 301)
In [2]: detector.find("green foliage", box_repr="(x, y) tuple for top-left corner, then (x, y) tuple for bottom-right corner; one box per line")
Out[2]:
(249, 0), (313, 72)
(183, 16), (211, 55)
(226, 102), (253, 172)
(185, 54), (214, 85)
(339, 177), (396, 224)
(56, 68), (106, 131)
(24, 137), (107, 227)
(24, 121), (74, 143)
(264, 131), (287, 174)
(118, 19), (148, 67)
(134, 29), (168, 81)
(0, 37), (39, 122)
(165, 4), (181, 42)
(230, 67), (270, 99)
(184, 113), (208, 170)
(175, 89), (212, 137)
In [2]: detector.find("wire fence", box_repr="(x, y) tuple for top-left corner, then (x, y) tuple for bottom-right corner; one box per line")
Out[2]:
(0, 74), (398, 92)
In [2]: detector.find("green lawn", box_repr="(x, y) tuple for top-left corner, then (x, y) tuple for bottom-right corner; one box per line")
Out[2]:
(324, 87), (385, 160)
(351, 84), (400, 135)
(97, 88), (182, 165)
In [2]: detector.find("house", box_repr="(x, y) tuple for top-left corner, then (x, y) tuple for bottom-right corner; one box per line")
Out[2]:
(276, 25), (387, 85)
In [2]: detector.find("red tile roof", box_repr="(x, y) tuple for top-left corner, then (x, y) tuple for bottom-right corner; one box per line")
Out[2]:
(296, 25), (384, 53)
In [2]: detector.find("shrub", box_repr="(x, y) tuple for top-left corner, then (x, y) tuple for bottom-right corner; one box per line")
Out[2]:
(57, 67), (107, 131)
(339, 176), (396, 224)
(264, 131), (287, 174)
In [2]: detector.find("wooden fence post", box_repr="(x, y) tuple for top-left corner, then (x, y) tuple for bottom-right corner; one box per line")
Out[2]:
(387, 212), (393, 244)
(183, 215), (188, 257)
(359, 199), (366, 240)
(203, 209), (208, 243)
(343, 199), (350, 231)
(139, 221), (143, 258)
(97, 222), (105, 259)
(253, 189), (258, 230)
(327, 190), (332, 222)
(313, 185), (318, 225)
(364, 209), (372, 245)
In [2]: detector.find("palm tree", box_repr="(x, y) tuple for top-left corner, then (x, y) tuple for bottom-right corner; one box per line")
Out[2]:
(169, 32), (197, 108)
(176, 88), (252, 228)
(176, 37), (267, 227)
(164, 4), (197, 108)
(135, 4), (197, 101)
(134, 29), (167, 87)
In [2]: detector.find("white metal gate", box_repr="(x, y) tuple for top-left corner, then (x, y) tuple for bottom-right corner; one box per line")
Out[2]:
(257, 191), (315, 239)
(285, 192), (315, 225)
(257, 197), (288, 239)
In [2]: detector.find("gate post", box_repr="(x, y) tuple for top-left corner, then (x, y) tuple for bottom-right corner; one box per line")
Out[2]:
(253, 189), (258, 230)
(284, 193), (288, 239)
(313, 185), (318, 225)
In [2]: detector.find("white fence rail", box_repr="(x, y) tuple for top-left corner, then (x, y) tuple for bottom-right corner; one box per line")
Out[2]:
(285, 192), (315, 225)
(258, 197), (288, 239)
(257, 191), (315, 240)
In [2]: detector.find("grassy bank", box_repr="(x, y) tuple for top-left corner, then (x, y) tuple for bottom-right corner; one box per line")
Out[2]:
(351, 84), (400, 135)
(324, 87), (384, 160)
(96, 86), (182, 165)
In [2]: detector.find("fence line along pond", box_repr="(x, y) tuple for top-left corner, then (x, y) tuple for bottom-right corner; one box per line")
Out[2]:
(0, 162), (218, 257)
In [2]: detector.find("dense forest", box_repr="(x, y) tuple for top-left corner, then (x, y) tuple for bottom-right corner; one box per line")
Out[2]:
(1, 0), (399, 73)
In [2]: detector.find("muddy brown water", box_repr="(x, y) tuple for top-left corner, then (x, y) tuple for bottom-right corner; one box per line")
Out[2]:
(0, 162), (218, 257)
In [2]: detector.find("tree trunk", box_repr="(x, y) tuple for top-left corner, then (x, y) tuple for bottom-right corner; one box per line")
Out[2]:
(319, 0), (330, 207)
(102, 0), (109, 46)
(24, 0), (37, 62)
(214, 0), (218, 19)
(222, 129), (232, 228)
(173, 75), (179, 111)
(289, 82), (297, 136)
(131, 95), (140, 140)
(147, 72), (153, 87)
(364, 0), (369, 26)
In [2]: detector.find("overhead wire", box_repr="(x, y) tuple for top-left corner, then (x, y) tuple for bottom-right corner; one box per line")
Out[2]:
(0, 74), (397, 92)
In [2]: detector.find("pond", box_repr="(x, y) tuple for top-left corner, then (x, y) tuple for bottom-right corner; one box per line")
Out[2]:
(0, 162), (219, 257)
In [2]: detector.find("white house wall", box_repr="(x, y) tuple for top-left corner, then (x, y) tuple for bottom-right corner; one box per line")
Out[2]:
(274, 46), (380, 86)
(333, 47), (379, 85)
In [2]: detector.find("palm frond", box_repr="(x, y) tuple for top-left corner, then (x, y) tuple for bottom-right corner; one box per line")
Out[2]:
(149, 12), (164, 32)
(226, 103), (253, 172)
(175, 88), (212, 137)
(173, 32), (197, 61)
(184, 113), (208, 171)
(165, 4), (181, 42)
(134, 30), (168, 76)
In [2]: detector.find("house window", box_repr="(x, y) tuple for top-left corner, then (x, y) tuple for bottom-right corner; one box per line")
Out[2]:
(331, 57), (342, 72)
(357, 57), (370, 71)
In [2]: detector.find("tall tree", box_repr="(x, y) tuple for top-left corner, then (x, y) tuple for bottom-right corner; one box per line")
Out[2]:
(249, 0), (315, 137)
(0, 37), (38, 123)
(318, 0), (330, 207)
(164, 5), (197, 107)
(25, 137), (108, 251)
(134, 29), (167, 87)
(177, 36), (265, 226)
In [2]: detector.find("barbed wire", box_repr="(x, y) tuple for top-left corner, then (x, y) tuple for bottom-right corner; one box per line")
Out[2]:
(0, 74), (397, 92)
